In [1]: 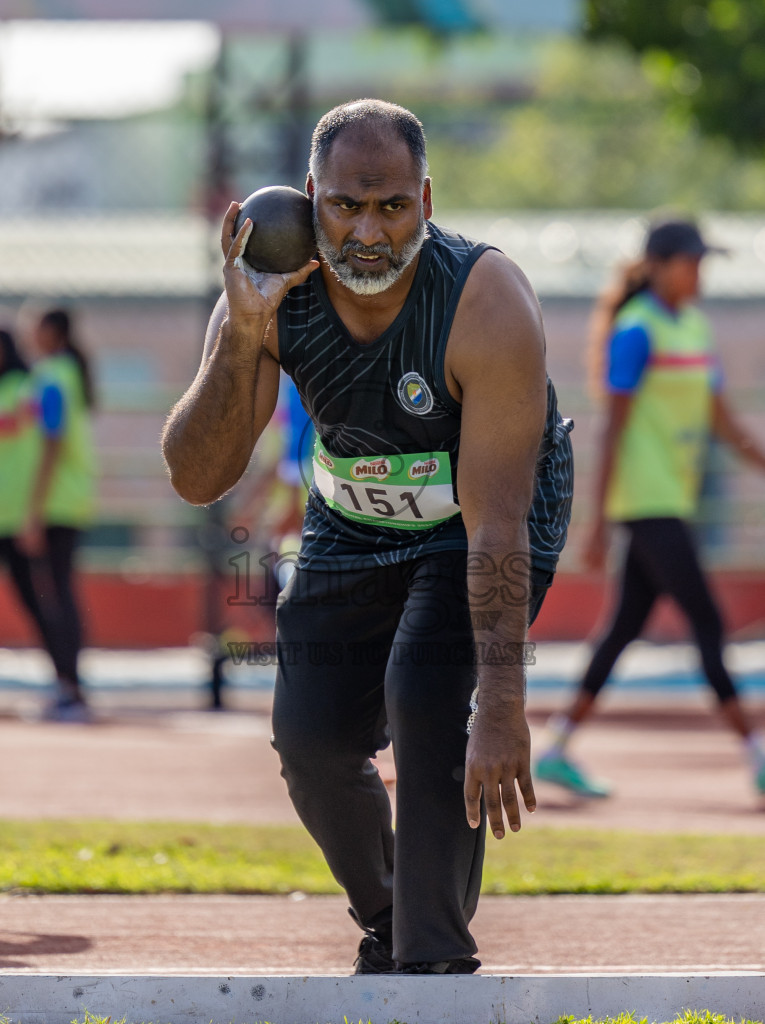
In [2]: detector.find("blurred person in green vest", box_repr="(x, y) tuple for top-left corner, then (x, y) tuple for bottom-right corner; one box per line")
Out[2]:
(535, 217), (765, 799)
(18, 309), (97, 722)
(0, 326), (67, 680)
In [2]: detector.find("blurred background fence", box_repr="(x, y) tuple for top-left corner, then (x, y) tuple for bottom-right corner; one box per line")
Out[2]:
(1, 1), (765, 647)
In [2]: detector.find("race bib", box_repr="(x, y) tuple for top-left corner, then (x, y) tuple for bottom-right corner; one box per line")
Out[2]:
(313, 439), (460, 530)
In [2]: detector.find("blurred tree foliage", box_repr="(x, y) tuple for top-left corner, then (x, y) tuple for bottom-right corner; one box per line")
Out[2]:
(585, 0), (765, 154)
(426, 39), (765, 210)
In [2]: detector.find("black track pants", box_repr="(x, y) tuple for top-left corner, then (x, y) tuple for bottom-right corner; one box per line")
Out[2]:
(0, 536), (59, 661)
(0, 527), (84, 685)
(43, 525), (84, 685)
(581, 517), (736, 703)
(271, 549), (486, 965)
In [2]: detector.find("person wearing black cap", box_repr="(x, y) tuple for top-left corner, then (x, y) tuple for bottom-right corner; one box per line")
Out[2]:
(535, 216), (765, 799)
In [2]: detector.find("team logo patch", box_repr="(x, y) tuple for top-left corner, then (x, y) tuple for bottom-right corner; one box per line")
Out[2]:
(396, 372), (434, 416)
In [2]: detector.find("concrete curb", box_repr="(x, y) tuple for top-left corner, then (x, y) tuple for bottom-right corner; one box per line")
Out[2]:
(1, 972), (764, 1024)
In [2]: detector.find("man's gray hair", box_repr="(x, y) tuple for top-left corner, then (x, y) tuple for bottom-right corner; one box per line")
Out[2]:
(309, 98), (428, 185)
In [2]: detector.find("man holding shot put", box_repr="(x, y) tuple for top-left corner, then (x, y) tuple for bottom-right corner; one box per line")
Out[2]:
(162, 99), (572, 974)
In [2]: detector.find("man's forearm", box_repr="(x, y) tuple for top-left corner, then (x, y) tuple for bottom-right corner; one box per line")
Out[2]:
(467, 523), (531, 712)
(463, 519), (536, 838)
(162, 316), (268, 505)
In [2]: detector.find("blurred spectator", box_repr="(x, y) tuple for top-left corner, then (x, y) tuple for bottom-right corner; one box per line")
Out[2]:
(0, 327), (67, 684)
(18, 309), (97, 722)
(535, 217), (765, 799)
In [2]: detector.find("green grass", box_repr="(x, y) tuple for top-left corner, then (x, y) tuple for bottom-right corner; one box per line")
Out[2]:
(482, 828), (765, 894)
(552, 1016), (764, 1024)
(1, 820), (764, 895)
(0, 1003), (761, 1024)
(47, 1009), (765, 1024)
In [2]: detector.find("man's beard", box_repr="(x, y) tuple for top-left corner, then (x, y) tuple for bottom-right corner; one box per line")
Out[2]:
(314, 211), (427, 296)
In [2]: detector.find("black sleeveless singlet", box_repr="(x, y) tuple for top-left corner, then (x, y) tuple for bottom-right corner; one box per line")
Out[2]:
(277, 222), (573, 572)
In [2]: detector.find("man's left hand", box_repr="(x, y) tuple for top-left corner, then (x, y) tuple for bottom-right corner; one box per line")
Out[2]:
(464, 710), (536, 838)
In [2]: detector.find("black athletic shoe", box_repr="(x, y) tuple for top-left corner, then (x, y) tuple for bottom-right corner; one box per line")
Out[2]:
(353, 934), (395, 974)
(394, 956), (481, 975)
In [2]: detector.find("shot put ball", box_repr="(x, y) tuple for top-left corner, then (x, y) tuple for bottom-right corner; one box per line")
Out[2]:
(234, 185), (316, 274)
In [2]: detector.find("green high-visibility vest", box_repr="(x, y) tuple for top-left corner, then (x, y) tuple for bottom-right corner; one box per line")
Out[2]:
(34, 353), (96, 528)
(0, 370), (39, 535)
(605, 292), (715, 522)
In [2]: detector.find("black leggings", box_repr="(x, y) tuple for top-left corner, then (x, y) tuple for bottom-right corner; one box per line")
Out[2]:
(0, 535), (59, 660)
(0, 526), (84, 685)
(43, 526), (85, 684)
(581, 517), (737, 704)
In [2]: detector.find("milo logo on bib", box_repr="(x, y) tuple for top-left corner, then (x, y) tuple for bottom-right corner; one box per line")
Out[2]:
(351, 457), (392, 481)
(313, 439), (459, 530)
(408, 458), (439, 480)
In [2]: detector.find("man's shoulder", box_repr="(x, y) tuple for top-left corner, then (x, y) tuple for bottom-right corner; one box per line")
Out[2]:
(427, 220), (493, 259)
(430, 220), (531, 285)
(427, 221), (523, 305)
(445, 238), (545, 383)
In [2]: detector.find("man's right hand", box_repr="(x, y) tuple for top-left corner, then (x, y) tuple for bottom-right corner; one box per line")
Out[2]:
(221, 202), (319, 326)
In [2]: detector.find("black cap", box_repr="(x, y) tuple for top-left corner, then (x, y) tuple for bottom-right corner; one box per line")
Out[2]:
(644, 219), (727, 259)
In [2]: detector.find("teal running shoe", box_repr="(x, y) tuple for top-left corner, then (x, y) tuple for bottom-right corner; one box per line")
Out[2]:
(756, 762), (765, 796)
(535, 754), (611, 798)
